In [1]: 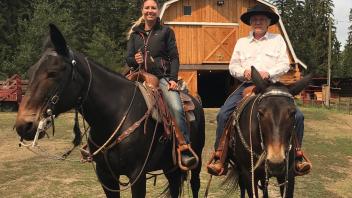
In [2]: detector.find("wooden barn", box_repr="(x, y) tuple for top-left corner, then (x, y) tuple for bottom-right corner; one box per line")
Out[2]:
(160, 0), (307, 107)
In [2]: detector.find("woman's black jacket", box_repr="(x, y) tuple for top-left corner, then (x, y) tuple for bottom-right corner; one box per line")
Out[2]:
(126, 20), (180, 82)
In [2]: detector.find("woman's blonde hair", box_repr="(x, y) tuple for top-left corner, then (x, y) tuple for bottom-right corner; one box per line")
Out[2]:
(126, 0), (160, 40)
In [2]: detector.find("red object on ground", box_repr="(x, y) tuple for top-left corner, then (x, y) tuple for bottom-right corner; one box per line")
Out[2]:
(0, 74), (23, 104)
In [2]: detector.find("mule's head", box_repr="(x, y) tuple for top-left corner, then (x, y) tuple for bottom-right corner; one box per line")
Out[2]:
(15, 24), (84, 140)
(251, 66), (311, 175)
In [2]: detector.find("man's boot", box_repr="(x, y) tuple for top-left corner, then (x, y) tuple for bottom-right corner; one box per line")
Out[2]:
(207, 150), (228, 176)
(295, 149), (312, 176)
(207, 125), (231, 176)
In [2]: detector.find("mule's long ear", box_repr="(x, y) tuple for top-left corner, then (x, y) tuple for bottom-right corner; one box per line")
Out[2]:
(289, 74), (312, 96)
(251, 66), (268, 92)
(49, 23), (68, 57)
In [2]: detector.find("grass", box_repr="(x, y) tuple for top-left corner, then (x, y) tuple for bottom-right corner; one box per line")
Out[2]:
(0, 108), (351, 197)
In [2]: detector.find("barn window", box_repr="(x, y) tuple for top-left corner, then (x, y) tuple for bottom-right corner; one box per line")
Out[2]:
(183, 6), (192, 16)
(217, 0), (225, 6)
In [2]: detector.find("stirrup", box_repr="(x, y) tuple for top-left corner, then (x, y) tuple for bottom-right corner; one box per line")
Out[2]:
(177, 144), (199, 171)
(294, 151), (312, 176)
(206, 152), (228, 176)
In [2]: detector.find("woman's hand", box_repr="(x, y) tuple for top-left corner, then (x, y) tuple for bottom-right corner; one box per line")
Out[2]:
(134, 51), (144, 64)
(167, 80), (178, 90)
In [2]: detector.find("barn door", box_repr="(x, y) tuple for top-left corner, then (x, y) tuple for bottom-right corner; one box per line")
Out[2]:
(178, 70), (197, 97)
(202, 26), (238, 63)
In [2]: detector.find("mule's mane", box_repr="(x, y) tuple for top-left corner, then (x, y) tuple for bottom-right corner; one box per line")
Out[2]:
(77, 52), (125, 79)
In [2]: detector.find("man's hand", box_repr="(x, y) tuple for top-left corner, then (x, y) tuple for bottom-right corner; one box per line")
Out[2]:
(244, 69), (251, 81)
(168, 80), (178, 90)
(134, 51), (144, 64)
(244, 69), (270, 81)
(259, 71), (270, 80)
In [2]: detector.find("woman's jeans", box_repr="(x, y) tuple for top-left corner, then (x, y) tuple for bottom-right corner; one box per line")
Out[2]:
(159, 78), (190, 143)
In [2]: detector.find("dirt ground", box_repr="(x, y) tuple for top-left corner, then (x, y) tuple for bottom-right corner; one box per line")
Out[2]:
(0, 107), (351, 197)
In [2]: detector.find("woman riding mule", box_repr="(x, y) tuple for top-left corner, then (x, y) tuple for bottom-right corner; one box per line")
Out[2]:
(15, 23), (205, 198)
(126, 0), (198, 169)
(207, 4), (312, 176)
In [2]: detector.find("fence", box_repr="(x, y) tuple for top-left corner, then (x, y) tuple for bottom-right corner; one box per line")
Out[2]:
(300, 97), (352, 114)
(329, 97), (352, 114)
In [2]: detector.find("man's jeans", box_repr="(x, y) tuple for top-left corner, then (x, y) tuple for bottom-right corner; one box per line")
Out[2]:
(159, 78), (190, 143)
(214, 83), (304, 149)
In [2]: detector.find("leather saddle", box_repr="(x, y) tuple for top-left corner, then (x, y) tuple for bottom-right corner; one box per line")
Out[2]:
(126, 71), (196, 135)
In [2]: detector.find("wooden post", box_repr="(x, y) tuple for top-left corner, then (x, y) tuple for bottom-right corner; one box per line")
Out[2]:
(348, 97), (352, 114)
(326, 17), (332, 108)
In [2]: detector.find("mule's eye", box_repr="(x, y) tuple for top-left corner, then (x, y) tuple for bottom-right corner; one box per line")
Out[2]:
(288, 109), (296, 117)
(258, 109), (264, 116)
(47, 71), (58, 78)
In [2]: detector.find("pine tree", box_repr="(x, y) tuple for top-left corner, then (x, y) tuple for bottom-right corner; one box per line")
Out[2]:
(0, 0), (32, 78)
(341, 9), (352, 78)
(12, 0), (74, 76)
(272, 0), (341, 76)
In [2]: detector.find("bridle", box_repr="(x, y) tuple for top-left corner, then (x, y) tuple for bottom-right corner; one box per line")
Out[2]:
(19, 49), (92, 153)
(42, 49), (92, 117)
(234, 88), (295, 198)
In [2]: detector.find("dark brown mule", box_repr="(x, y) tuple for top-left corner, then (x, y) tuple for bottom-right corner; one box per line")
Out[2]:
(15, 24), (205, 198)
(225, 66), (311, 198)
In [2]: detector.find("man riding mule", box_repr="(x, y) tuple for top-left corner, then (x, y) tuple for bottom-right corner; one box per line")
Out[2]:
(126, 0), (198, 170)
(207, 4), (312, 176)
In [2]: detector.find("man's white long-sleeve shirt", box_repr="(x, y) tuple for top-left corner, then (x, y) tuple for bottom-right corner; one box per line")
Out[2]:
(229, 32), (290, 82)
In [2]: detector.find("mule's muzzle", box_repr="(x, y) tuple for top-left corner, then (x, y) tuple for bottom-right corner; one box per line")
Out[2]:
(16, 120), (45, 140)
(267, 160), (286, 176)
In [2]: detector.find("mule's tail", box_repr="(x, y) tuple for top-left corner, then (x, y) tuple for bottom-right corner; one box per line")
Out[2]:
(222, 162), (240, 195)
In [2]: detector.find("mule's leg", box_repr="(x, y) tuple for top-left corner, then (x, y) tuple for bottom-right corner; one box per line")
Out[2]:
(277, 173), (295, 198)
(242, 174), (259, 198)
(96, 164), (120, 198)
(260, 179), (269, 198)
(286, 174), (295, 198)
(190, 158), (201, 197)
(238, 175), (246, 198)
(164, 169), (182, 198)
(130, 174), (147, 198)
(254, 182), (260, 198)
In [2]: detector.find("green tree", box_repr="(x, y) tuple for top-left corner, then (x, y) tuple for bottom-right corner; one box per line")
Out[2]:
(0, 0), (32, 79)
(7, 0), (74, 77)
(272, 0), (341, 76)
(85, 26), (122, 71)
(340, 9), (352, 78)
(0, 0), (174, 77)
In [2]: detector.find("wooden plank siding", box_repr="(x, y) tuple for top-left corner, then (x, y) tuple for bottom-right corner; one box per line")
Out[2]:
(162, 0), (303, 104)
(164, 0), (297, 66)
(163, 0), (239, 23)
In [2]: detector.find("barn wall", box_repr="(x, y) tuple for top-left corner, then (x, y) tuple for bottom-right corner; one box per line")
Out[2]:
(162, 0), (301, 105)
(163, 0), (296, 65)
(163, 0), (239, 23)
